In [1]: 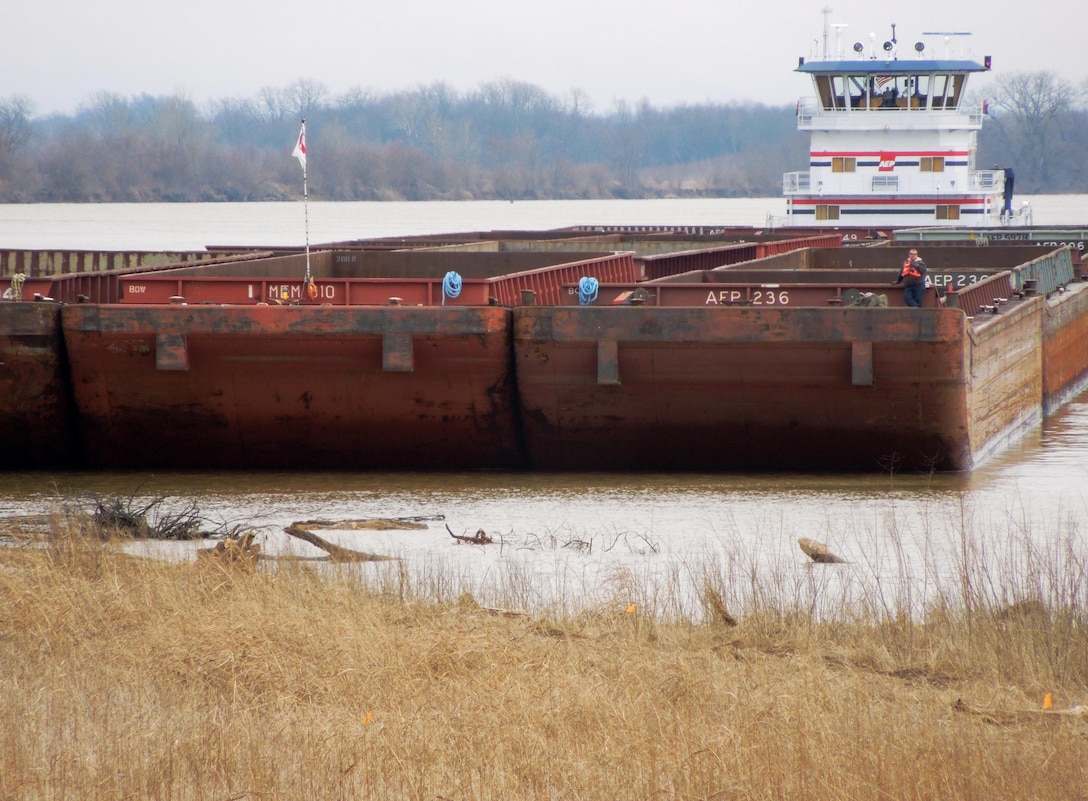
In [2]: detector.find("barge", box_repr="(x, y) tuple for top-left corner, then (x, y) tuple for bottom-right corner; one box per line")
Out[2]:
(59, 249), (638, 470)
(4, 20), (1088, 473)
(2, 236), (1086, 472)
(514, 246), (1082, 471)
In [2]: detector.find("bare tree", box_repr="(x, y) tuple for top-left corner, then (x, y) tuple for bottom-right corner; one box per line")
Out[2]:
(988, 71), (1084, 191)
(0, 95), (34, 153)
(0, 95), (34, 184)
(283, 78), (330, 120)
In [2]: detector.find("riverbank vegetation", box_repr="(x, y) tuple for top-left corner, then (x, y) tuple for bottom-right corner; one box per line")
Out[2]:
(0, 70), (1085, 203)
(1, 513), (1085, 799)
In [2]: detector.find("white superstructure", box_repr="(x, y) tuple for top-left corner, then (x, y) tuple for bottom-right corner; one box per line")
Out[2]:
(783, 21), (1013, 228)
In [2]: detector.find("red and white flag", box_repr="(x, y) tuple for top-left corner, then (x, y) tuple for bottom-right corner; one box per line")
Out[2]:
(292, 123), (307, 170)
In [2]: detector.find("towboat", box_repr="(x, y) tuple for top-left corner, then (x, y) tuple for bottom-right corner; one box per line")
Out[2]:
(782, 15), (1022, 228)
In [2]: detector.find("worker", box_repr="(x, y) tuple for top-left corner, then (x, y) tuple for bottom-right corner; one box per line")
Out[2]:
(894, 249), (927, 307)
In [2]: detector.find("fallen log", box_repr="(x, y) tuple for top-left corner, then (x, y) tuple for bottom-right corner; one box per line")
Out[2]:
(293, 517), (430, 531)
(446, 524), (493, 545)
(285, 523), (396, 562)
(798, 537), (847, 564)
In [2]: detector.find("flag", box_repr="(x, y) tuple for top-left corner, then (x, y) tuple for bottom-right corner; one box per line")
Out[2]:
(292, 123), (307, 170)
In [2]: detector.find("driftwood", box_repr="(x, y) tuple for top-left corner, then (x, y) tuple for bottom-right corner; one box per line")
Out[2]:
(197, 530), (261, 569)
(798, 537), (847, 564)
(952, 698), (1088, 726)
(293, 517), (430, 531)
(284, 523), (396, 562)
(446, 524), (493, 545)
(93, 495), (205, 540)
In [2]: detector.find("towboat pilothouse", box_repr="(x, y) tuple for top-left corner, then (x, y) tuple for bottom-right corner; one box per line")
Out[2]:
(783, 17), (1019, 228)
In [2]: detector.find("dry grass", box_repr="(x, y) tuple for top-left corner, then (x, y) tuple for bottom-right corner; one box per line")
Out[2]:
(1, 521), (1086, 800)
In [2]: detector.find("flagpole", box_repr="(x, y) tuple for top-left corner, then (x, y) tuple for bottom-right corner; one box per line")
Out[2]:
(299, 119), (311, 284)
(292, 119), (312, 290)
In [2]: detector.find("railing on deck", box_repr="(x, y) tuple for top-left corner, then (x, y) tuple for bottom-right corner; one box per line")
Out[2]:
(783, 172), (811, 194)
(794, 98), (986, 130)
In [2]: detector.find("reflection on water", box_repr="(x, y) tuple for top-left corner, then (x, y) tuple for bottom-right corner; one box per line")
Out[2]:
(3, 391), (1087, 620)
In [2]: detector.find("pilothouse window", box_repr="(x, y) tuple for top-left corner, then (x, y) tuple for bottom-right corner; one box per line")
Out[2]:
(945, 75), (965, 108)
(848, 75), (868, 107)
(910, 75), (929, 107)
(814, 76), (835, 109)
(928, 74), (966, 109)
(830, 76), (847, 109)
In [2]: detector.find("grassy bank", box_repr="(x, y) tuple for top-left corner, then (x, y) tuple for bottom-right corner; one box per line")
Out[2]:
(1, 520), (1086, 800)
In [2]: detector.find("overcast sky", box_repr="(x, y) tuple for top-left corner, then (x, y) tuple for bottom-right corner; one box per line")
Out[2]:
(6, 0), (1083, 117)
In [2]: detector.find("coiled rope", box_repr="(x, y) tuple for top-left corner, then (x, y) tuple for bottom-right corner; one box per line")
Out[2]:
(442, 271), (463, 305)
(577, 276), (599, 305)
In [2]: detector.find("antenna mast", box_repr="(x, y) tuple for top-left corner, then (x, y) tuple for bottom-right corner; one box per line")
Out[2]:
(821, 6), (833, 58)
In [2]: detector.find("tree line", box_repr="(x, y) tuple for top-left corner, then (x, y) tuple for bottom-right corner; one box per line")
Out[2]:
(0, 72), (1084, 204)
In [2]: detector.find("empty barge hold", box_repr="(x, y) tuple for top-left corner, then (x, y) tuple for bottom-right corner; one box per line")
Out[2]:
(512, 246), (1084, 472)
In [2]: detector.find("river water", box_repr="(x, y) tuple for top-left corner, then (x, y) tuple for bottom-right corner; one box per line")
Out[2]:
(2, 197), (1087, 619)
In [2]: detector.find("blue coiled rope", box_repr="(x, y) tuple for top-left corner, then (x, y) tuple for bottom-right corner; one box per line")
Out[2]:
(442, 271), (463, 305)
(578, 276), (599, 305)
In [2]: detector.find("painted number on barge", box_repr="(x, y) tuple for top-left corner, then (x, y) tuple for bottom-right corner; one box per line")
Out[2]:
(705, 289), (790, 305)
(266, 284), (336, 301)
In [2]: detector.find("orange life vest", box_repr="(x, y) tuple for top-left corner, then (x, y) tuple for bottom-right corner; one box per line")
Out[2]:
(900, 259), (922, 279)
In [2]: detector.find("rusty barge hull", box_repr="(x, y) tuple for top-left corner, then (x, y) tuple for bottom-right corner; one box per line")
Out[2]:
(513, 249), (1084, 472)
(513, 305), (974, 471)
(3, 235), (1088, 472)
(62, 305), (523, 470)
(0, 303), (75, 467)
